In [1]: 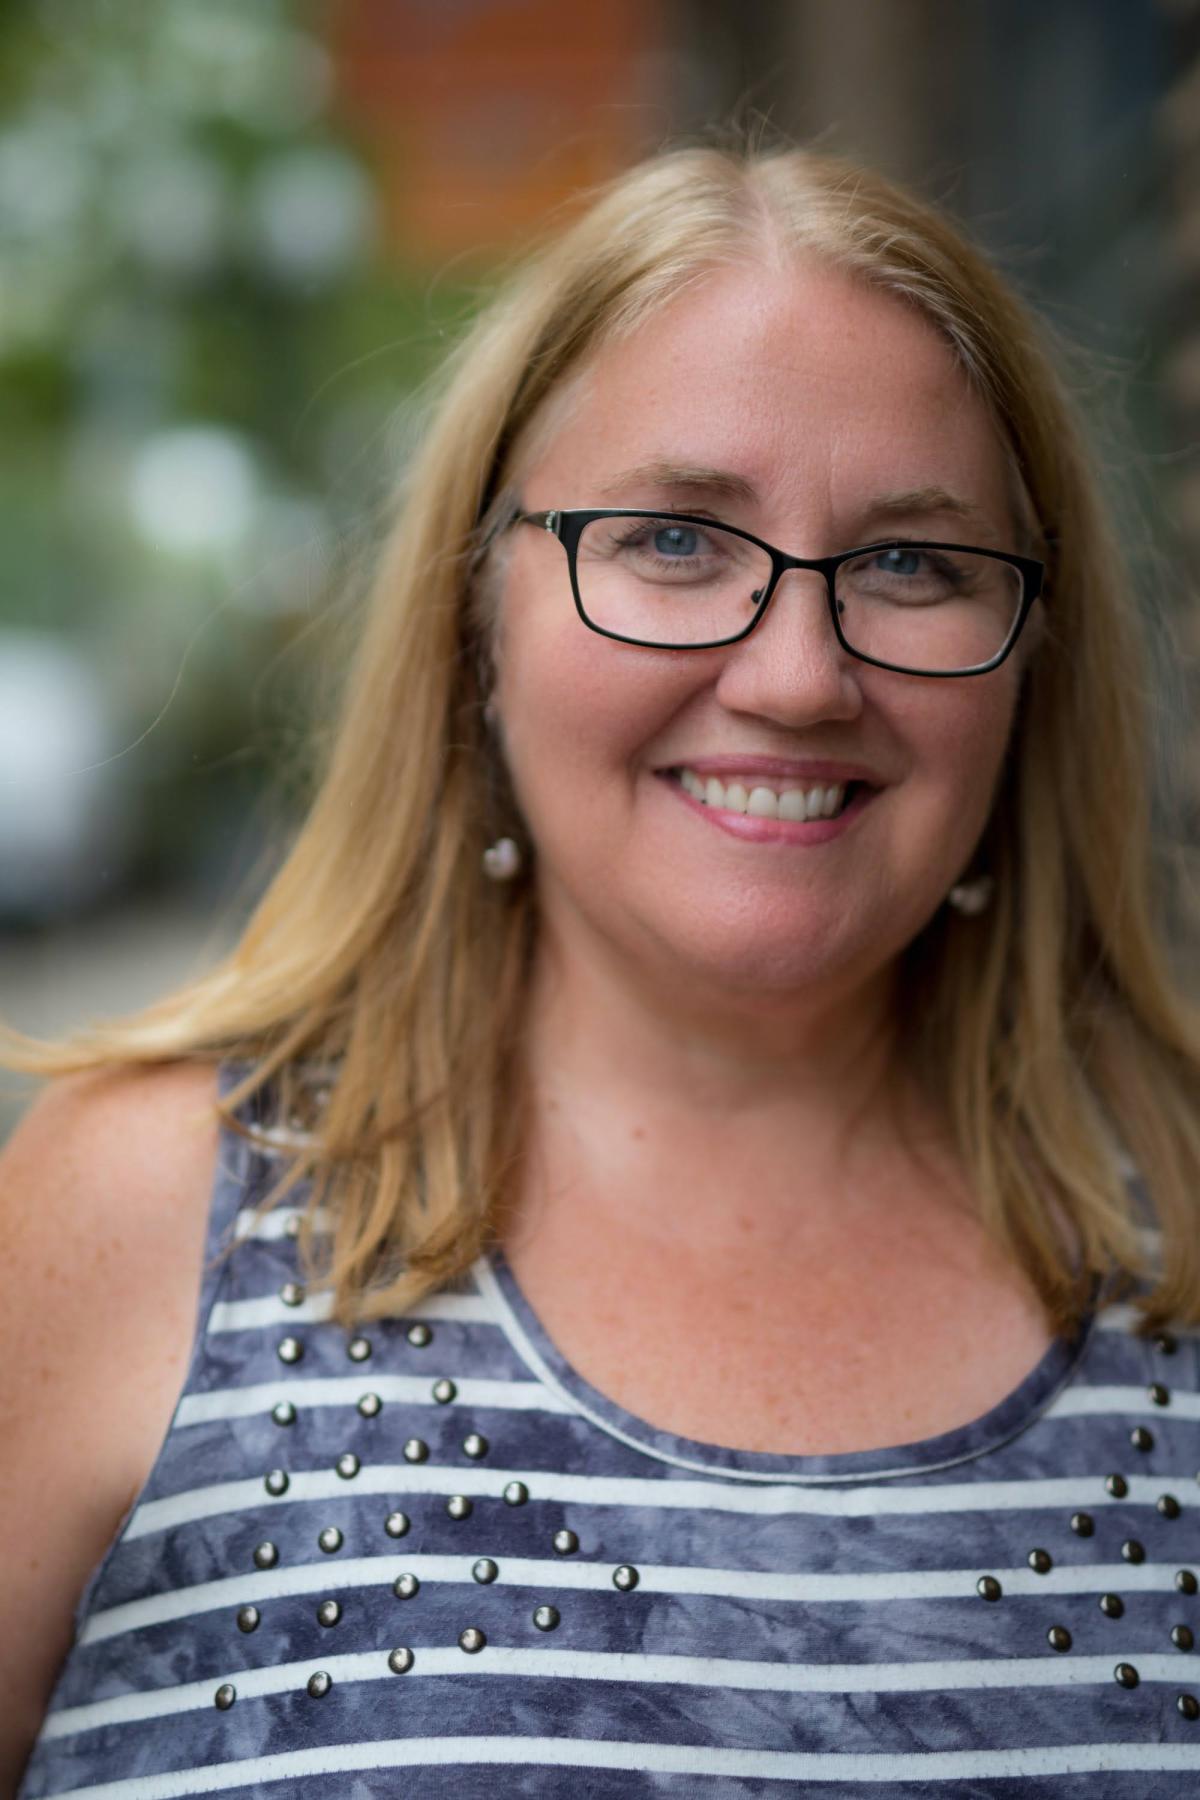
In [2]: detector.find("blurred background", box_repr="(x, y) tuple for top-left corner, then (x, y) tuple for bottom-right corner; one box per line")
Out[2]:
(2, 0), (1198, 1134)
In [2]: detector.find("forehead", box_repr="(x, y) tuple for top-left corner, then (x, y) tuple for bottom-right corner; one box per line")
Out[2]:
(518, 260), (1013, 535)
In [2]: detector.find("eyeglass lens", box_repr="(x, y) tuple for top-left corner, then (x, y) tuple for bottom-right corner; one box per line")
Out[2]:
(574, 515), (1023, 673)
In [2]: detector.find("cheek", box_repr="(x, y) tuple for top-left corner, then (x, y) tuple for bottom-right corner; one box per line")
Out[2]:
(892, 674), (1018, 821)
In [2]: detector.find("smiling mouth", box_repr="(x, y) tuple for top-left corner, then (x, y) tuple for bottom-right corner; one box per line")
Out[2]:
(666, 768), (867, 821)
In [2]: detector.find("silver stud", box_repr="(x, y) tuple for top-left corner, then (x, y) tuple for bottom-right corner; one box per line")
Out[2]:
(1070, 1512), (1094, 1537)
(357, 1392), (382, 1418)
(316, 1599), (342, 1627)
(284, 1213), (301, 1240)
(404, 1437), (429, 1463)
(336, 1452), (360, 1480)
(236, 1605), (260, 1633)
(388, 1647), (415, 1674)
(348, 1336), (372, 1363)
(1114, 1662), (1140, 1689)
(432, 1377), (457, 1404)
(253, 1541), (279, 1570)
(1047, 1625), (1072, 1652)
(384, 1510), (410, 1538)
(503, 1480), (529, 1506)
(1178, 1570), (1199, 1595)
(307, 1670), (332, 1698)
(277, 1336), (304, 1365)
(318, 1526), (343, 1554)
(976, 1575), (1002, 1602)
(1130, 1425), (1154, 1452)
(1179, 1692), (1200, 1720)
(458, 1431), (489, 1461)
(1173, 1624), (1195, 1652)
(407, 1322), (432, 1347)
(1122, 1539), (1146, 1564)
(1159, 1493), (1182, 1519)
(553, 1528), (579, 1555)
(1155, 1332), (1179, 1355)
(271, 1399), (297, 1427)
(612, 1564), (639, 1592)
(1105, 1472), (1129, 1497)
(1100, 1593), (1125, 1618)
(280, 1281), (305, 1307)
(393, 1572), (420, 1600)
(214, 1683), (237, 1710)
(459, 1626), (486, 1653)
(473, 1557), (499, 1584)
(264, 1469), (289, 1497)
(447, 1494), (473, 1520)
(1150, 1382), (1170, 1406)
(1027, 1548), (1052, 1574)
(533, 1604), (560, 1631)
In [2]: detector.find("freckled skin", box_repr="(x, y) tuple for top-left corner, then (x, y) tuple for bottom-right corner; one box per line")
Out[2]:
(495, 260), (1027, 1009)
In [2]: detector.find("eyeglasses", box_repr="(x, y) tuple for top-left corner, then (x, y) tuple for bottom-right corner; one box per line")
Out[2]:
(511, 507), (1044, 678)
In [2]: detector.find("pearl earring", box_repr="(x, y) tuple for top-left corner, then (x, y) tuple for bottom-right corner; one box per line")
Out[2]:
(947, 875), (994, 916)
(482, 836), (522, 882)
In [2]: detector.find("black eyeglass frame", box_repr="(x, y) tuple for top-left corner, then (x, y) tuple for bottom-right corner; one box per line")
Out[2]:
(512, 507), (1045, 679)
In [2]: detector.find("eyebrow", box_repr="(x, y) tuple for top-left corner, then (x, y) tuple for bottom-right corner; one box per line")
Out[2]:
(595, 464), (1000, 541)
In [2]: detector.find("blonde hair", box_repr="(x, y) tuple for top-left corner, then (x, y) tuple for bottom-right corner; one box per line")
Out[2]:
(5, 140), (1198, 1336)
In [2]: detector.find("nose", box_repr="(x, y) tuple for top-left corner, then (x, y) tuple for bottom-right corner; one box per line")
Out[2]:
(712, 567), (865, 727)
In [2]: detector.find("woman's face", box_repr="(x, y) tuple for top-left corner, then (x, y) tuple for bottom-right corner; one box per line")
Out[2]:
(491, 259), (1030, 1006)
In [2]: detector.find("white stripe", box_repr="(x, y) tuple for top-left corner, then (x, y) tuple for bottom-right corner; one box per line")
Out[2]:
(175, 1373), (575, 1428)
(78, 1550), (1194, 1649)
(1044, 1383), (1200, 1422)
(207, 1289), (493, 1333)
(34, 1732), (1200, 1796)
(123, 1465), (1182, 1542)
(231, 1207), (332, 1242)
(1095, 1303), (1196, 1338)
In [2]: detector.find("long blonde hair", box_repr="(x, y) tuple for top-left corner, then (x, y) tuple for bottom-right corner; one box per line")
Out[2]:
(5, 141), (1198, 1335)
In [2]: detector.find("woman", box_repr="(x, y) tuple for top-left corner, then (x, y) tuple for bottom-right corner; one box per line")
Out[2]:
(5, 141), (1200, 1797)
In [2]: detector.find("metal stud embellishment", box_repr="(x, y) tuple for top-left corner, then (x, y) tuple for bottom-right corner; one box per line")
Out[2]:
(1121, 1539), (1146, 1565)
(407, 1323), (432, 1348)
(1027, 1549), (1052, 1575)
(280, 1281), (305, 1307)
(1154, 1332), (1178, 1355)
(336, 1452), (361, 1480)
(1172, 1624), (1195, 1652)
(554, 1529), (580, 1555)
(318, 1526), (343, 1554)
(473, 1558), (499, 1584)
(284, 1213), (302, 1240)
(1114, 1663), (1140, 1689)
(316, 1599), (342, 1627)
(403, 1438), (429, 1464)
(388, 1647), (415, 1674)
(253, 1541), (279, 1570)
(236, 1605), (260, 1634)
(1158, 1493), (1181, 1520)
(1105, 1473), (1128, 1498)
(394, 1573), (420, 1600)
(214, 1684), (236, 1710)
(463, 1433), (488, 1459)
(1130, 1426), (1154, 1453)
(503, 1481), (529, 1506)
(271, 1401), (297, 1427)
(533, 1604), (560, 1631)
(348, 1337), (372, 1363)
(264, 1469), (289, 1497)
(1177, 1570), (1199, 1595)
(447, 1495), (473, 1520)
(384, 1511), (410, 1539)
(358, 1393), (382, 1419)
(1149, 1382), (1170, 1407)
(459, 1626), (486, 1653)
(277, 1336), (304, 1365)
(433, 1378), (457, 1405)
(976, 1576), (1002, 1602)
(1047, 1626), (1072, 1653)
(1179, 1693), (1200, 1720)
(1099, 1593), (1125, 1619)
(1070, 1513), (1094, 1538)
(307, 1671), (332, 1698)
(612, 1565), (640, 1592)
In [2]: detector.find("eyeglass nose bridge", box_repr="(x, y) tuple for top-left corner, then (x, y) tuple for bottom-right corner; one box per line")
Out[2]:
(747, 549), (846, 641)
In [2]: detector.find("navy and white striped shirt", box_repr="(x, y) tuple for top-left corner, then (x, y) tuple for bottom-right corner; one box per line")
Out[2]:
(18, 1070), (1200, 1797)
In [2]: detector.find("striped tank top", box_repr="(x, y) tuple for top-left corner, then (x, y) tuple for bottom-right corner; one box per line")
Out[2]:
(17, 1068), (1200, 1798)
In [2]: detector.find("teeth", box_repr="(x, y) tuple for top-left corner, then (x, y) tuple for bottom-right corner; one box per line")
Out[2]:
(676, 770), (848, 819)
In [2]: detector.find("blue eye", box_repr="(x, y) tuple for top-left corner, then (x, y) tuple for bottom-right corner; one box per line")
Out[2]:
(875, 547), (923, 576)
(654, 525), (700, 557)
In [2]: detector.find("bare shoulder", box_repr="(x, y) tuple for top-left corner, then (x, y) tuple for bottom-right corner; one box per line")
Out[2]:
(0, 1059), (222, 1787)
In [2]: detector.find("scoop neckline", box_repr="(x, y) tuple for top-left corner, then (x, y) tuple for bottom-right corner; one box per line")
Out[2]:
(476, 1244), (1104, 1486)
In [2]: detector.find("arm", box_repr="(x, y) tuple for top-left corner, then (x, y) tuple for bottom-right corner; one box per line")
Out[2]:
(0, 1061), (219, 1792)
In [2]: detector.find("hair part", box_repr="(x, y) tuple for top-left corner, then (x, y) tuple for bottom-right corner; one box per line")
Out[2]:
(4, 139), (1197, 1337)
